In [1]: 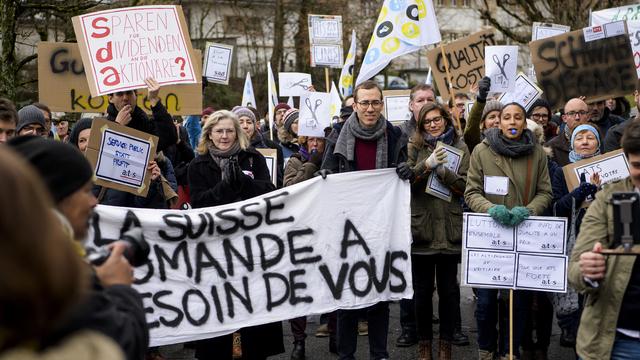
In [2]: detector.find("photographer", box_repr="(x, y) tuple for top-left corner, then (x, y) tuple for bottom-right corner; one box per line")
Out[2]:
(568, 120), (640, 360)
(8, 136), (148, 360)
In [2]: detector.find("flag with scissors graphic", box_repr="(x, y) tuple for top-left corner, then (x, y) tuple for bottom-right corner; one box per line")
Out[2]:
(299, 91), (331, 137)
(356, 0), (441, 86)
(242, 72), (257, 108)
(339, 30), (357, 97)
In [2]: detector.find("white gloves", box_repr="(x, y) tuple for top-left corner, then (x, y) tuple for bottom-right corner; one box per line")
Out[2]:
(425, 148), (448, 169)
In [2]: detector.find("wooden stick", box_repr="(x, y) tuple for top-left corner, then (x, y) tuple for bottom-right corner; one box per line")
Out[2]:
(509, 289), (514, 360)
(325, 67), (330, 93)
(439, 43), (462, 134)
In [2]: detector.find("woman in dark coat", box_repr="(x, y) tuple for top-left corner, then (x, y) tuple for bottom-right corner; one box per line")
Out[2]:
(187, 110), (282, 360)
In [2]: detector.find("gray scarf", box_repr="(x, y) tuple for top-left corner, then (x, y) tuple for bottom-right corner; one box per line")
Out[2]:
(485, 128), (535, 158)
(207, 142), (241, 180)
(334, 113), (388, 169)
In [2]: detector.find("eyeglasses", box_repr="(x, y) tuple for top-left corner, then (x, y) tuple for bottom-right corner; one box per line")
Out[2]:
(357, 100), (383, 109)
(566, 110), (589, 117)
(531, 113), (549, 120)
(424, 116), (444, 125)
(212, 128), (236, 136)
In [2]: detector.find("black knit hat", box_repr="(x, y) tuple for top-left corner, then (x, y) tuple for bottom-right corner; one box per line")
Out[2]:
(68, 118), (94, 148)
(8, 136), (93, 203)
(16, 105), (46, 133)
(527, 98), (552, 118)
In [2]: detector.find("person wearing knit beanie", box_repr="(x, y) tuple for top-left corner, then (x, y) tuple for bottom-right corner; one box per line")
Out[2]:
(283, 109), (299, 135)
(233, 106), (258, 140)
(480, 100), (503, 132)
(16, 105), (47, 137)
(232, 106), (257, 124)
(69, 118), (95, 152)
(274, 103), (291, 126)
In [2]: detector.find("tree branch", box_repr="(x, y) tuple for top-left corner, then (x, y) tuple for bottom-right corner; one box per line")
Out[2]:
(16, 54), (37, 71)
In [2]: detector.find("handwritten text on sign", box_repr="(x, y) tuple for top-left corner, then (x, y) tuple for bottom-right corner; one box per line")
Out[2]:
(203, 43), (233, 85)
(74, 5), (196, 96)
(516, 254), (567, 292)
(96, 129), (151, 188)
(88, 169), (413, 346)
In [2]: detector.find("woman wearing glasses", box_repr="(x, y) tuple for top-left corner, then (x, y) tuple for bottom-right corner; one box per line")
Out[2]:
(188, 110), (283, 360)
(403, 102), (470, 360)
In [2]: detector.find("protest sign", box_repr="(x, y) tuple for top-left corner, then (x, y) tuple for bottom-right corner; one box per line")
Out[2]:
(299, 92), (331, 137)
(308, 14), (343, 68)
(461, 213), (568, 292)
(87, 169), (413, 346)
(203, 42), (233, 85)
(382, 90), (411, 122)
(241, 72), (256, 108)
(85, 118), (158, 197)
(72, 5), (197, 97)
(592, 5), (640, 77)
(37, 42), (202, 115)
(529, 21), (636, 110)
(497, 73), (543, 111)
(256, 148), (278, 186)
(426, 29), (497, 100)
(485, 46), (518, 93)
(425, 142), (464, 202)
(562, 149), (630, 192)
(356, 0), (441, 86)
(339, 30), (357, 97)
(531, 22), (570, 41)
(279, 73), (313, 97)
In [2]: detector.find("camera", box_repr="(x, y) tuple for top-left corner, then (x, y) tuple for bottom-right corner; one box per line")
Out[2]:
(87, 227), (150, 267)
(610, 192), (640, 254)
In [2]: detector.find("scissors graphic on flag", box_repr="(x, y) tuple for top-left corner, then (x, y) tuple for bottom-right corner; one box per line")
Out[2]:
(305, 97), (322, 129)
(492, 53), (510, 87)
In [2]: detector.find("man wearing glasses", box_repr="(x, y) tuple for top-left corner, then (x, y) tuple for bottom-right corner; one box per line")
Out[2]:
(321, 80), (408, 360)
(16, 105), (48, 138)
(546, 98), (591, 166)
(106, 77), (177, 153)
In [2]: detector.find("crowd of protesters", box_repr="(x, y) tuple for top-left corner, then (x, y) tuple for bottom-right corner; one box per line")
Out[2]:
(1, 72), (639, 360)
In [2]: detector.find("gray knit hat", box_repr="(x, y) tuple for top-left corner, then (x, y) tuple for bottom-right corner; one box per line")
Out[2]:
(232, 106), (257, 123)
(283, 108), (299, 133)
(17, 105), (46, 133)
(481, 100), (503, 121)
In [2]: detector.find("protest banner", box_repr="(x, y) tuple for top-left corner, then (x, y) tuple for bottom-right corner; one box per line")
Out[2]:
(425, 141), (464, 202)
(279, 73), (313, 97)
(356, 0), (441, 86)
(203, 42), (233, 85)
(87, 169), (413, 346)
(85, 118), (158, 197)
(339, 30), (357, 97)
(529, 21), (636, 110)
(299, 92), (331, 137)
(256, 148), (278, 186)
(382, 90), (411, 123)
(485, 46), (518, 93)
(37, 42), (202, 115)
(592, 5), (640, 77)
(461, 213), (568, 293)
(562, 149), (630, 192)
(426, 29), (497, 100)
(241, 72), (256, 108)
(497, 72), (543, 111)
(308, 14), (343, 68)
(531, 22), (570, 41)
(72, 5), (197, 97)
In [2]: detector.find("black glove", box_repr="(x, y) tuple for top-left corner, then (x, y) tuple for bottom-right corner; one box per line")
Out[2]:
(314, 169), (332, 179)
(396, 162), (415, 181)
(226, 157), (244, 187)
(477, 76), (491, 102)
(308, 149), (323, 167)
(572, 173), (598, 201)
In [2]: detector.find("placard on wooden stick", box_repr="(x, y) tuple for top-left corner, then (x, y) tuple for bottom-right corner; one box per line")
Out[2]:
(308, 14), (343, 68)
(85, 118), (158, 197)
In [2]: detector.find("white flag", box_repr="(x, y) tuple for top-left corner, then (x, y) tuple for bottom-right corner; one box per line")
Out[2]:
(287, 96), (295, 108)
(329, 82), (342, 122)
(425, 67), (432, 85)
(241, 72), (256, 108)
(356, 0), (441, 86)
(339, 30), (357, 98)
(267, 63), (279, 137)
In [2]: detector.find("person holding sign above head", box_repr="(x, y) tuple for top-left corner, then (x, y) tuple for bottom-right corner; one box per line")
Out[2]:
(187, 110), (283, 360)
(550, 124), (602, 350)
(398, 102), (470, 360)
(106, 77), (177, 153)
(321, 80), (408, 360)
(463, 77), (501, 152)
(568, 120), (640, 360)
(464, 102), (553, 360)
(545, 98), (590, 167)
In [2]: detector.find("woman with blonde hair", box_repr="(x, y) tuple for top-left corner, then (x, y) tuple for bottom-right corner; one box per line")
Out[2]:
(188, 110), (283, 359)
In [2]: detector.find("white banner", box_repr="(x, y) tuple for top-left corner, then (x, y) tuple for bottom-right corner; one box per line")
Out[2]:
(592, 5), (640, 77)
(88, 169), (413, 346)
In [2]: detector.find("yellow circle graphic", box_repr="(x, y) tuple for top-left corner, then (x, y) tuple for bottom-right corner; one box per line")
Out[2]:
(342, 75), (353, 88)
(381, 37), (400, 54)
(417, 0), (427, 18)
(402, 23), (420, 39)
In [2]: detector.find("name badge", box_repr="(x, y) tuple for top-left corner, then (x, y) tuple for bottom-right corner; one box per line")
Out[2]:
(484, 176), (509, 196)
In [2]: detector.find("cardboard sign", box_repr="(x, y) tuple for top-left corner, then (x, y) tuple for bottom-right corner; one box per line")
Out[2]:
(308, 15), (343, 68)
(299, 92), (331, 137)
(592, 5), (640, 77)
(85, 118), (158, 197)
(37, 42), (202, 115)
(426, 29), (497, 100)
(382, 90), (411, 122)
(425, 142), (464, 202)
(72, 5), (197, 96)
(279, 72), (313, 97)
(203, 42), (233, 84)
(256, 148), (278, 186)
(562, 149), (630, 192)
(529, 22), (636, 110)
(461, 213), (569, 292)
(485, 46), (518, 93)
(497, 72), (543, 111)
(531, 22), (570, 41)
